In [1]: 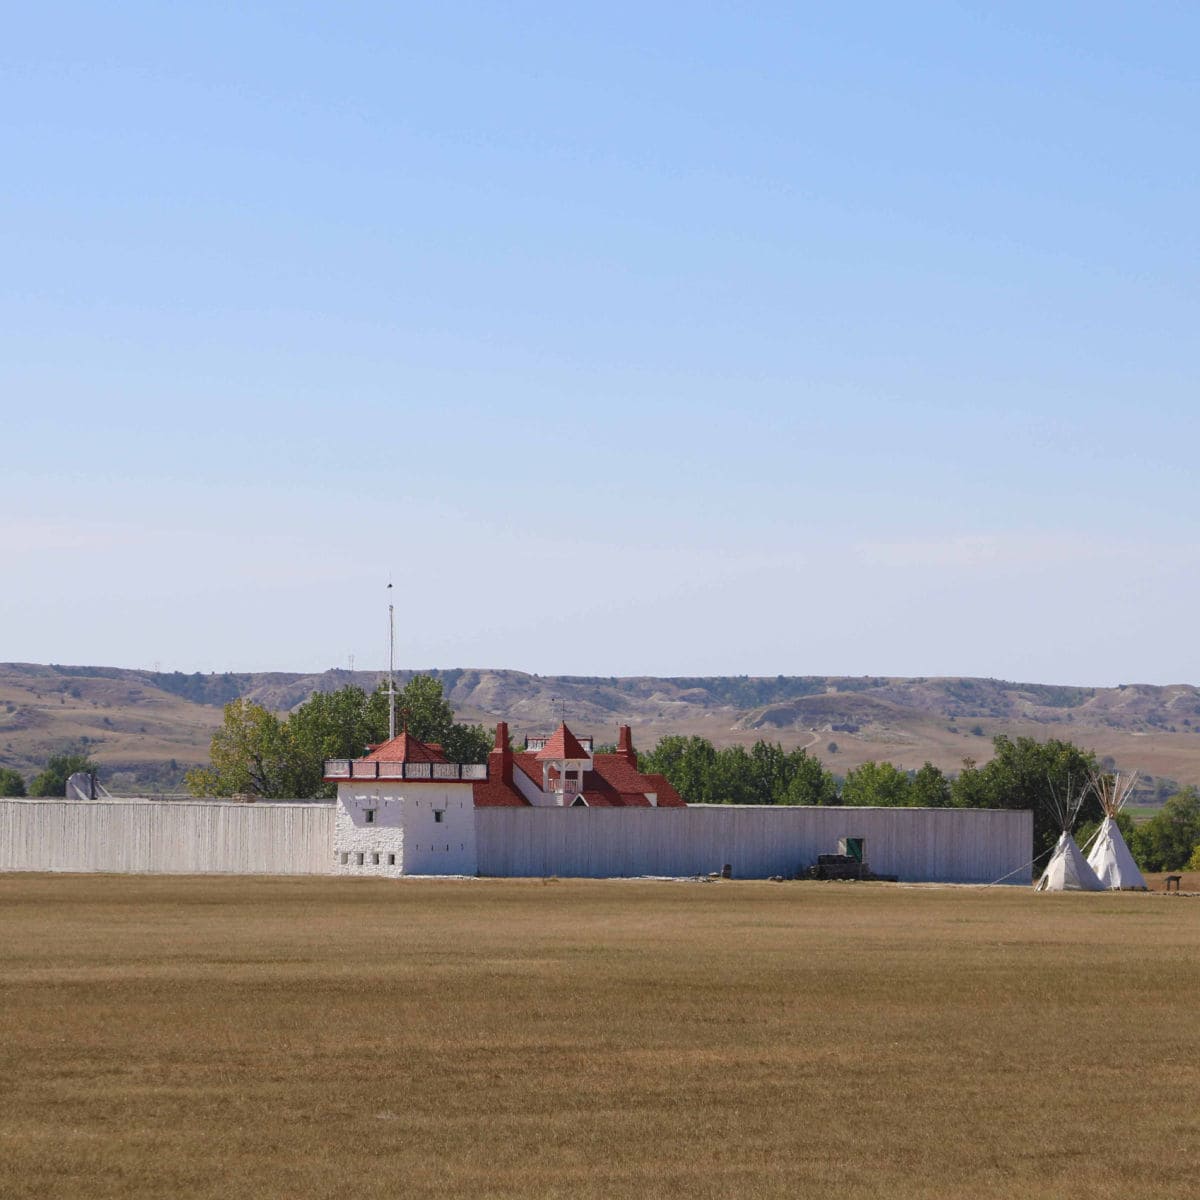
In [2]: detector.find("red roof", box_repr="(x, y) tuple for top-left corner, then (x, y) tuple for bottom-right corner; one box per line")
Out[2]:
(471, 738), (687, 808)
(361, 732), (449, 763)
(472, 774), (529, 806)
(535, 722), (591, 761)
(641, 772), (685, 806)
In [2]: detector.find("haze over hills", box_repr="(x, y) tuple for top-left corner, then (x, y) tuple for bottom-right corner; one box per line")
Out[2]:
(3, 662), (1200, 794)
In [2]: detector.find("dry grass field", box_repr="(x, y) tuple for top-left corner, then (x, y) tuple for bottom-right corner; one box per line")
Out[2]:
(1, 876), (1198, 1200)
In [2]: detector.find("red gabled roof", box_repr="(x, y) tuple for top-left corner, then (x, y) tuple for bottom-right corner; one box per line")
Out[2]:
(512, 752), (543, 787)
(535, 722), (591, 761)
(578, 755), (687, 807)
(470, 726), (689, 808)
(361, 732), (449, 763)
(640, 772), (686, 807)
(472, 775), (530, 806)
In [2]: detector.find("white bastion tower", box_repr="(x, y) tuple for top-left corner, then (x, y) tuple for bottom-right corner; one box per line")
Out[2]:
(324, 730), (485, 877)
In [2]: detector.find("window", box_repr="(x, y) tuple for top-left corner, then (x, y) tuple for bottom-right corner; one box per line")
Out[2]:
(340, 852), (349, 865)
(356, 852), (364, 866)
(387, 853), (396, 866)
(434, 809), (445, 824)
(364, 809), (376, 824)
(372, 852), (380, 865)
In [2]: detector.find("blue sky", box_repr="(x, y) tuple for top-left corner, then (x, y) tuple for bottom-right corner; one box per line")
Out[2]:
(3, 3), (1197, 684)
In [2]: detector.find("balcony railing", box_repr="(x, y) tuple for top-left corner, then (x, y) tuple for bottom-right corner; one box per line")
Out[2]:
(324, 760), (488, 782)
(524, 735), (594, 754)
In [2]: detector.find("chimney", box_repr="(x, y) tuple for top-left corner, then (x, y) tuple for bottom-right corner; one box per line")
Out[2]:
(616, 724), (637, 768)
(493, 721), (513, 784)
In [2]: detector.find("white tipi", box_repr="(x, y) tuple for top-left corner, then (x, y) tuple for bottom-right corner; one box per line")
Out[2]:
(1085, 770), (1147, 891)
(1036, 775), (1104, 892)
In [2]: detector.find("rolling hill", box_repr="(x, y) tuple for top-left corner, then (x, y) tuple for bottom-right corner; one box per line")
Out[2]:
(3, 662), (1200, 794)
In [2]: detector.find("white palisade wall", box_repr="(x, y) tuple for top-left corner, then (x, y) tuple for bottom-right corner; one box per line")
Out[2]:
(0, 799), (333, 875)
(477, 806), (1032, 884)
(335, 783), (477, 877)
(1, 799), (1030, 884)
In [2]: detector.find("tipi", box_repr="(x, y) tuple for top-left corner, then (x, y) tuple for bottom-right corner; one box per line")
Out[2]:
(1085, 770), (1147, 891)
(1036, 775), (1104, 892)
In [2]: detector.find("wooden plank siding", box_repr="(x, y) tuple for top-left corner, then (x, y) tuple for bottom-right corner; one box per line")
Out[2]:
(477, 806), (1032, 885)
(0, 799), (334, 875)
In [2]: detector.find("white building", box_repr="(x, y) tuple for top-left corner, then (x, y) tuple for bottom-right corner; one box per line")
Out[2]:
(325, 730), (484, 877)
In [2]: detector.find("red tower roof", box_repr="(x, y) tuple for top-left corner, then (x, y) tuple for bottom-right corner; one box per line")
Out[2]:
(361, 732), (449, 763)
(535, 722), (591, 761)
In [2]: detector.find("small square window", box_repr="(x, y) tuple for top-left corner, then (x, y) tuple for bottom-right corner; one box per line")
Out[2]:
(372, 852), (380, 865)
(365, 809), (376, 824)
(356, 852), (364, 866)
(434, 809), (445, 823)
(387, 853), (396, 866)
(340, 852), (349, 865)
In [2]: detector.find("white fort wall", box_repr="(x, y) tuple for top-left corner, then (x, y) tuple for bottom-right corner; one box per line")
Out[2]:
(0, 799), (333, 875)
(0, 799), (1032, 884)
(477, 806), (1032, 884)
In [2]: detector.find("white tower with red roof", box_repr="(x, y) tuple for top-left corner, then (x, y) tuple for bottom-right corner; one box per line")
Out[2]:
(531, 722), (594, 805)
(323, 729), (485, 876)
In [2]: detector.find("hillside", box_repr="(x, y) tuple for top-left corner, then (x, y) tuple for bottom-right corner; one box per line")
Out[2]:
(3, 663), (1200, 793)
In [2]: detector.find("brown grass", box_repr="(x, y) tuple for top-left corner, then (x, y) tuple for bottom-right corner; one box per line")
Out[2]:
(1, 875), (1198, 1199)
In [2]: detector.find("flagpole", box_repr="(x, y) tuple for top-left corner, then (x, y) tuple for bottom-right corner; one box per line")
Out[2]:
(387, 581), (396, 741)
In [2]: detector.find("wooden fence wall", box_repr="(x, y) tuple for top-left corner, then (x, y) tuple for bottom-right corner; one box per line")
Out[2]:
(477, 805), (1032, 884)
(0, 799), (334, 875)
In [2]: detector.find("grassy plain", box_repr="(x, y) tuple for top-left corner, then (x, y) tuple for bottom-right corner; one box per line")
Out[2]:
(1, 875), (1198, 1199)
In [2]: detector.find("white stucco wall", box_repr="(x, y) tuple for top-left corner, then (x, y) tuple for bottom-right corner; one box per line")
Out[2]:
(335, 783), (477, 876)
(476, 805), (1032, 885)
(0, 798), (333, 875)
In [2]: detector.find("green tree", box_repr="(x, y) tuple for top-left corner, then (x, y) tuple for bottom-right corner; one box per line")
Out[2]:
(186, 700), (294, 798)
(949, 735), (1099, 859)
(286, 685), (379, 798)
(29, 750), (98, 797)
(911, 762), (952, 808)
(949, 757), (991, 809)
(711, 744), (758, 805)
(781, 747), (839, 806)
(1130, 788), (1200, 872)
(639, 735), (838, 806)
(0, 766), (27, 797)
(367, 675), (453, 745)
(748, 740), (790, 804)
(639, 735), (719, 804)
(840, 760), (913, 807)
(368, 676), (491, 764)
(187, 676), (490, 800)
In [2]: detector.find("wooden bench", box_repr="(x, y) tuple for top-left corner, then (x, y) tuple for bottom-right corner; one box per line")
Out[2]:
(1165, 874), (1183, 893)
